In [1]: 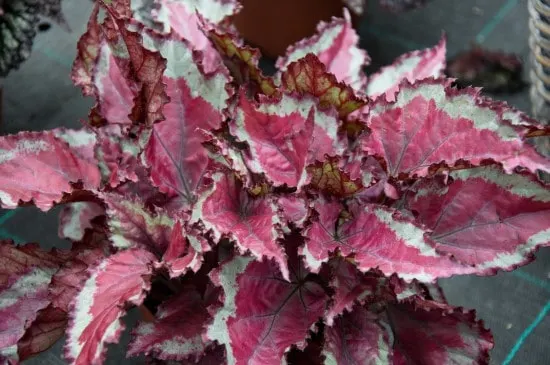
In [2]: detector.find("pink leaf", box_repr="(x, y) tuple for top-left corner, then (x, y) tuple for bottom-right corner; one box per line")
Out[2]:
(75, 5), (168, 127)
(281, 54), (367, 118)
(103, 193), (173, 254)
(367, 36), (446, 102)
(53, 128), (98, 166)
(192, 171), (288, 280)
(90, 39), (135, 125)
(307, 156), (367, 198)
(72, 2), (102, 97)
(325, 258), (387, 325)
(230, 92), (343, 189)
(95, 125), (150, 187)
(101, 0), (132, 19)
(387, 299), (493, 365)
(0, 131), (101, 211)
(208, 31), (278, 97)
(207, 254), (328, 365)
(101, 12), (169, 126)
(0, 269), (53, 363)
(409, 166), (550, 273)
(65, 248), (156, 365)
(145, 345), (226, 365)
(155, 0), (240, 73)
(58, 202), (105, 242)
(323, 305), (391, 364)
(162, 221), (204, 277)
(17, 306), (67, 361)
(49, 246), (107, 313)
(127, 283), (218, 360)
(361, 79), (550, 177)
(141, 32), (231, 206)
(277, 9), (369, 92)
(0, 241), (68, 284)
(0, 243), (60, 363)
(302, 198), (469, 281)
(389, 275), (447, 303)
(276, 195), (309, 230)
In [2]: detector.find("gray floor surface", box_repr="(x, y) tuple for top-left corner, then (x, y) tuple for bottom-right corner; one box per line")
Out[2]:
(1, 0), (549, 364)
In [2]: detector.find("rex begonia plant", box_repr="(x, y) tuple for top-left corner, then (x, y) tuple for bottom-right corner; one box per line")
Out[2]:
(2, 0), (550, 364)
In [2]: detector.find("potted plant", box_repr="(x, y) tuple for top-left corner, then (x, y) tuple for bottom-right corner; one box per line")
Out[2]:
(0, 1), (549, 364)
(232, 0), (431, 58)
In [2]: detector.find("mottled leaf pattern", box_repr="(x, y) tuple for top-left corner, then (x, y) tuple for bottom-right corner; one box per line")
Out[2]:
(0, 131), (101, 210)
(367, 36), (446, 101)
(277, 9), (369, 91)
(65, 249), (156, 365)
(387, 299), (493, 364)
(409, 166), (550, 272)
(207, 255), (328, 365)
(230, 92), (343, 189)
(141, 31), (231, 206)
(323, 305), (391, 364)
(362, 80), (550, 177)
(192, 171), (287, 279)
(302, 199), (469, 281)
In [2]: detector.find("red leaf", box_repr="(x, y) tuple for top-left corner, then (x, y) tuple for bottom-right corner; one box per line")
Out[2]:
(0, 241), (65, 363)
(127, 283), (218, 360)
(49, 246), (107, 313)
(230, 92), (344, 189)
(276, 195), (309, 230)
(58, 202), (104, 242)
(207, 255), (328, 365)
(0, 268), (54, 363)
(141, 32), (231, 206)
(389, 275), (448, 304)
(72, 2), (101, 97)
(89, 38), (135, 125)
(307, 156), (365, 197)
(409, 166), (550, 273)
(0, 241), (68, 284)
(17, 306), (67, 361)
(367, 36), (446, 102)
(277, 9), (369, 92)
(361, 79), (550, 177)
(155, 0), (240, 73)
(162, 221), (204, 278)
(0, 131), (101, 211)
(103, 193), (173, 254)
(101, 12), (169, 126)
(387, 299), (493, 365)
(323, 305), (391, 364)
(281, 54), (367, 118)
(65, 249), (156, 365)
(95, 125), (150, 187)
(209, 31), (278, 96)
(192, 171), (288, 280)
(75, 4), (169, 127)
(302, 199), (469, 281)
(52, 128), (99, 166)
(325, 258), (387, 325)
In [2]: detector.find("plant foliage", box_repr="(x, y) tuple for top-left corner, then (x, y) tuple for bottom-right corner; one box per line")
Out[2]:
(1, 1), (549, 364)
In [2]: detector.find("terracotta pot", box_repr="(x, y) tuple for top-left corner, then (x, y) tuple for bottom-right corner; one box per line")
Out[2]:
(232, 0), (358, 59)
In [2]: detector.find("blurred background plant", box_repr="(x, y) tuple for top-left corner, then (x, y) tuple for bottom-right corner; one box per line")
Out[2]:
(0, 0), (66, 77)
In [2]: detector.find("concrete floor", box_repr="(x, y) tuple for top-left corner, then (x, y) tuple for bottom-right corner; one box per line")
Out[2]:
(1, 0), (549, 364)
